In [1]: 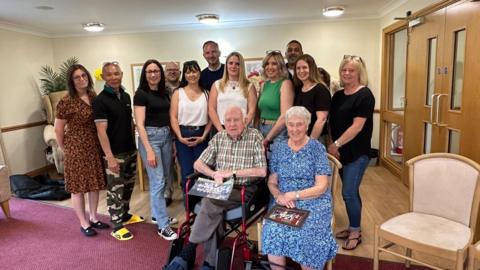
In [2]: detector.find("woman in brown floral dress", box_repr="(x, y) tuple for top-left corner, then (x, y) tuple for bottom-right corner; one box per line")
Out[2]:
(55, 64), (108, 237)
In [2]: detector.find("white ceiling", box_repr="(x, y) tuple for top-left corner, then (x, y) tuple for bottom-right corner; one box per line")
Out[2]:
(0, 0), (405, 37)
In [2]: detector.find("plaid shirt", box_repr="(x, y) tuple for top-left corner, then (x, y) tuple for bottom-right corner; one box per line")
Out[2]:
(199, 127), (267, 185)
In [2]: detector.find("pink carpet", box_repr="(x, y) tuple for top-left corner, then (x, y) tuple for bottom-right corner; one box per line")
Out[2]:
(0, 197), (186, 270)
(0, 198), (431, 270)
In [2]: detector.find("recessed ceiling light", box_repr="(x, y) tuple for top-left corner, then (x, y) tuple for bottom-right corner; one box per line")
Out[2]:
(82, 22), (105, 32)
(196, 14), (220, 24)
(323, 6), (345, 17)
(35, 6), (54, 10)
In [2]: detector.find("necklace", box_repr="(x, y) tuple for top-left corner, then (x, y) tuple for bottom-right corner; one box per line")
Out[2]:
(229, 80), (239, 90)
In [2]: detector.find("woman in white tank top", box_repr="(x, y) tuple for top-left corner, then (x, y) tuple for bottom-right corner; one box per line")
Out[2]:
(170, 61), (212, 205)
(208, 51), (257, 131)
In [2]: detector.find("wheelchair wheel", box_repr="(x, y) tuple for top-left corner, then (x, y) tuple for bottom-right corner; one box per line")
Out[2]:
(216, 247), (232, 270)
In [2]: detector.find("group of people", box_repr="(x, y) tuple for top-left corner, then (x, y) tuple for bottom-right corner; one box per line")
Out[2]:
(54, 39), (374, 270)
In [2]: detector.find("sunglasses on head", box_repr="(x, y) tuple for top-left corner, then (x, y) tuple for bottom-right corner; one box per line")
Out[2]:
(266, 50), (282, 55)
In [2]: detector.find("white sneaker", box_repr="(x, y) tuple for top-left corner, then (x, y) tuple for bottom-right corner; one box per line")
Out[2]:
(158, 226), (178, 240)
(152, 217), (178, 225)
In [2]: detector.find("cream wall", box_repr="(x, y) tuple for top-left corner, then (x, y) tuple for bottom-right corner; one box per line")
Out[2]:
(0, 28), (54, 174)
(0, 0), (441, 174)
(52, 19), (381, 148)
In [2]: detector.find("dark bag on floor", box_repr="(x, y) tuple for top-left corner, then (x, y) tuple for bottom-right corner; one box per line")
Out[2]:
(10, 174), (70, 200)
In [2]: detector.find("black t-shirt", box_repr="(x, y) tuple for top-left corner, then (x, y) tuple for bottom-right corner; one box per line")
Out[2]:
(329, 87), (375, 164)
(133, 88), (170, 127)
(92, 86), (136, 155)
(294, 83), (331, 135)
(200, 64), (225, 91)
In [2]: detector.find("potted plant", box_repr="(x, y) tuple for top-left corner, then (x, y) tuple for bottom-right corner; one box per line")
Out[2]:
(39, 56), (79, 95)
(39, 57), (78, 124)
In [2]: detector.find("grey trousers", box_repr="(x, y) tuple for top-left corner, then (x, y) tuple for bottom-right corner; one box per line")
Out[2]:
(189, 185), (256, 266)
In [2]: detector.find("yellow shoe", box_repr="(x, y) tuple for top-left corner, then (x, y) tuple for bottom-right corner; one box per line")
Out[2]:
(111, 227), (133, 241)
(122, 214), (145, 225)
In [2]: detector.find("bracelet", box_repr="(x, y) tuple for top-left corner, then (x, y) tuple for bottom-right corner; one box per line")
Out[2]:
(334, 140), (341, 148)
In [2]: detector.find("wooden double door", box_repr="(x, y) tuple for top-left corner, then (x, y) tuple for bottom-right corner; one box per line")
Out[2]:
(404, 0), (480, 177)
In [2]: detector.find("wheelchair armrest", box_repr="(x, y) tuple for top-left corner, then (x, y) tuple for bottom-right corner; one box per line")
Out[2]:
(186, 171), (205, 180)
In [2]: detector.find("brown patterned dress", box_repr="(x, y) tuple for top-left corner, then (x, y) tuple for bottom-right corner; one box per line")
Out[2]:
(56, 92), (106, 193)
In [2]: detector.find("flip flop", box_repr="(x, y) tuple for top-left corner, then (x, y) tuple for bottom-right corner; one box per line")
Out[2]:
(342, 235), (362, 250)
(111, 227), (133, 241)
(335, 229), (351, 239)
(123, 214), (145, 225)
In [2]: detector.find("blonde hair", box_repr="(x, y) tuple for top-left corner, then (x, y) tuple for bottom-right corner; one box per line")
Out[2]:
(339, 56), (368, 86)
(219, 52), (250, 98)
(261, 52), (289, 80)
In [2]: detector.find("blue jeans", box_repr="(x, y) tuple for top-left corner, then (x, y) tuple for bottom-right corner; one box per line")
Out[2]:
(259, 123), (287, 149)
(138, 126), (172, 229)
(340, 155), (369, 231)
(175, 126), (208, 198)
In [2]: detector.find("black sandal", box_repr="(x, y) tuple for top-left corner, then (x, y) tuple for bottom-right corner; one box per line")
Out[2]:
(81, 226), (97, 237)
(335, 229), (351, 239)
(342, 235), (362, 250)
(90, 220), (110, 229)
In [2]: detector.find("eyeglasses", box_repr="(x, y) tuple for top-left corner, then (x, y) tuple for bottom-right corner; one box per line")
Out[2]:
(343, 55), (364, 64)
(73, 73), (88, 81)
(166, 69), (179, 73)
(266, 50), (282, 55)
(146, 70), (161, 75)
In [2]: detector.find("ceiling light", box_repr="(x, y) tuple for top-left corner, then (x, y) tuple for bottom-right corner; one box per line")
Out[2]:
(196, 14), (220, 24)
(323, 6), (345, 17)
(35, 6), (54, 10)
(82, 22), (105, 32)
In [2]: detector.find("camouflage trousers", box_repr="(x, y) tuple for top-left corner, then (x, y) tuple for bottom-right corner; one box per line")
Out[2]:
(104, 151), (137, 227)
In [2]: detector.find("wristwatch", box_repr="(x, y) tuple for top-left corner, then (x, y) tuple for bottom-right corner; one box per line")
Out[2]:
(232, 170), (237, 179)
(334, 140), (341, 148)
(295, 191), (300, 200)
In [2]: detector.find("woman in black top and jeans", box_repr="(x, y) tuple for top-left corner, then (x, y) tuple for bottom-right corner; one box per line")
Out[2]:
(328, 55), (375, 250)
(293, 54), (331, 144)
(133, 59), (177, 241)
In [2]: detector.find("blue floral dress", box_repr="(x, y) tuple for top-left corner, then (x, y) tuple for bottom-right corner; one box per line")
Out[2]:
(261, 139), (337, 269)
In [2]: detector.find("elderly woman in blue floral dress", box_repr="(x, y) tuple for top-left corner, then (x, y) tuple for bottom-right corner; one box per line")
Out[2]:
(262, 106), (337, 270)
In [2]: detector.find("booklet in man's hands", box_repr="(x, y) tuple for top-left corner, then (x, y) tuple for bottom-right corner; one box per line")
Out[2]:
(189, 177), (234, 201)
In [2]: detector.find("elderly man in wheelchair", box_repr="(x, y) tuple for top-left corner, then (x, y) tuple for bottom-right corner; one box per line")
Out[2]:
(166, 106), (267, 270)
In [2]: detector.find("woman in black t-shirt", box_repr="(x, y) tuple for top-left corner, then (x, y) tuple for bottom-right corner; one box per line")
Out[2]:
(328, 55), (375, 251)
(133, 59), (177, 241)
(293, 54), (331, 143)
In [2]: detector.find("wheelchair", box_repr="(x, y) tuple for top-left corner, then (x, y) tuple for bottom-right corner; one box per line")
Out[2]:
(165, 172), (270, 270)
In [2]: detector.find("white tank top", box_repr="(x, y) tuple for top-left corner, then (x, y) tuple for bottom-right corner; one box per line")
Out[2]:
(215, 80), (248, 124)
(178, 88), (209, 126)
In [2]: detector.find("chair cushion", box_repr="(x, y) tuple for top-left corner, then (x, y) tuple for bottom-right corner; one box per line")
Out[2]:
(380, 212), (471, 251)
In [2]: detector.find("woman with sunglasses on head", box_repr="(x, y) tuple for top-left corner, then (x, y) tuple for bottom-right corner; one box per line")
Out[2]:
(328, 55), (375, 250)
(256, 51), (294, 147)
(293, 54), (331, 144)
(133, 59), (178, 241)
(170, 61), (212, 205)
(209, 51), (257, 131)
(55, 64), (108, 237)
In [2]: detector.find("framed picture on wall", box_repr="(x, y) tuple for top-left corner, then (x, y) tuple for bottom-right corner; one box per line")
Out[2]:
(244, 57), (264, 95)
(130, 61), (180, 92)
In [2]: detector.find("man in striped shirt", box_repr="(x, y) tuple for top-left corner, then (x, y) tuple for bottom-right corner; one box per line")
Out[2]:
(167, 106), (267, 270)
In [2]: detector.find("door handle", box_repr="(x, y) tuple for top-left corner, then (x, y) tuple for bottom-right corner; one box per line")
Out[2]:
(435, 94), (448, 127)
(430, 94), (438, 124)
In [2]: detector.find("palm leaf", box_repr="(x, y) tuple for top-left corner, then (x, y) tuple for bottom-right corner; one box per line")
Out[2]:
(39, 56), (79, 94)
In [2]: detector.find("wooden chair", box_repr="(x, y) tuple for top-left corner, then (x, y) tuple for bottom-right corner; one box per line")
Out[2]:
(373, 153), (480, 270)
(326, 153), (342, 270)
(136, 154), (182, 192)
(469, 241), (480, 270)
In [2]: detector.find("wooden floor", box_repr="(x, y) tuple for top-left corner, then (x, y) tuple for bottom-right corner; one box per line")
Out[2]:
(44, 165), (452, 268)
